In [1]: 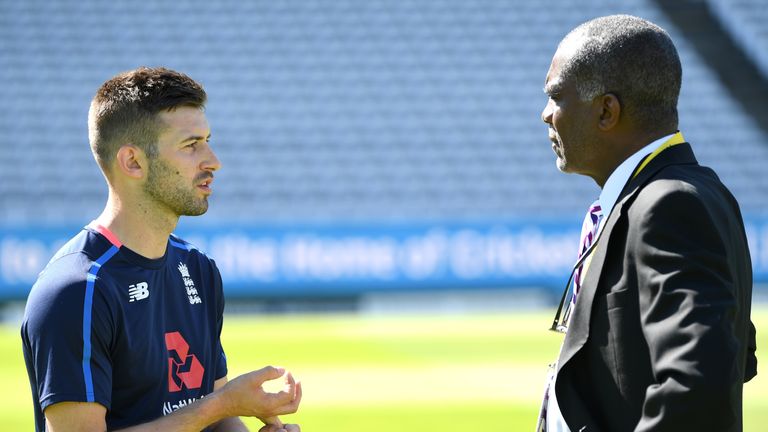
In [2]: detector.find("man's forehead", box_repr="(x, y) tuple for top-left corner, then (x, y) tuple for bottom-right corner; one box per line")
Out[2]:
(544, 53), (566, 89)
(557, 32), (585, 59)
(552, 36), (583, 70)
(158, 107), (210, 138)
(544, 34), (585, 89)
(159, 107), (207, 125)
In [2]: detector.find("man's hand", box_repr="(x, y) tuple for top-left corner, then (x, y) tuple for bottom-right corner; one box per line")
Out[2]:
(218, 366), (302, 424)
(259, 424), (300, 432)
(44, 367), (302, 432)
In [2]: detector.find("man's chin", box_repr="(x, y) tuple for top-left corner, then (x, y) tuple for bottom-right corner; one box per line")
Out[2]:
(185, 208), (209, 217)
(179, 200), (209, 217)
(183, 209), (208, 217)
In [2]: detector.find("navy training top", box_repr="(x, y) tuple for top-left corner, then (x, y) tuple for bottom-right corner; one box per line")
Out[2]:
(21, 224), (228, 431)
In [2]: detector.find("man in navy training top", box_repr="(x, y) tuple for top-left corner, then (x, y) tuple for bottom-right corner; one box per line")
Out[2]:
(21, 67), (302, 432)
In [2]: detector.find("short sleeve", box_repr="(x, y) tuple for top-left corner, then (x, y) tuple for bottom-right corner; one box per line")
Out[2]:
(21, 269), (114, 411)
(212, 263), (228, 380)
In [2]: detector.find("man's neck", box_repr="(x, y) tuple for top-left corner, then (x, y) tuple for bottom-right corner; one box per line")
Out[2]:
(594, 127), (677, 188)
(95, 191), (179, 259)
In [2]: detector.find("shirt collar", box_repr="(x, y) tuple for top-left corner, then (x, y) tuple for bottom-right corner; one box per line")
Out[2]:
(598, 133), (675, 220)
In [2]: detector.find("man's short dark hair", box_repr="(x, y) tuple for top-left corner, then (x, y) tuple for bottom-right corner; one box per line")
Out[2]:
(560, 15), (682, 130)
(88, 67), (207, 172)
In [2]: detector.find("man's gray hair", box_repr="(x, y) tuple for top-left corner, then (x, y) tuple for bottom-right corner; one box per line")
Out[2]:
(559, 15), (682, 130)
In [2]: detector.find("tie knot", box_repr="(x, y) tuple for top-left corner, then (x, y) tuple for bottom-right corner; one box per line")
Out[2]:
(588, 203), (602, 226)
(589, 202), (602, 216)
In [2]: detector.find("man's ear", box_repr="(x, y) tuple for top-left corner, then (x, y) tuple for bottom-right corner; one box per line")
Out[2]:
(114, 145), (146, 179)
(597, 93), (621, 131)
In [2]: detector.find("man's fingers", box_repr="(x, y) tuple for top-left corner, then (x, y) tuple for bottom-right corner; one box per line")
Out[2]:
(271, 374), (300, 406)
(274, 381), (302, 415)
(283, 372), (296, 392)
(261, 416), (283, 427)
(271, 389), (295, 406)
(258, 424), (286, 432)
(293, 381), (303, 406)
(254, 365), (286, 384)
(259, 368), (301, 414)
(259, 424), (300, 432)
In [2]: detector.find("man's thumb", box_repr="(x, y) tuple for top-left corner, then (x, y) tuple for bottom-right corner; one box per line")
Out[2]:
(254, 365), (286, 383)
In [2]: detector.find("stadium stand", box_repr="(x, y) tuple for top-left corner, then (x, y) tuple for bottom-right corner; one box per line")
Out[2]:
(709, 0), (768, 80)
(0, 0), (766, 226)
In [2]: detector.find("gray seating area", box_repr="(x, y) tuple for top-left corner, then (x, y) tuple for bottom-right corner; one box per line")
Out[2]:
(1, 0), (766, 226)
(710, 0), (768, 80)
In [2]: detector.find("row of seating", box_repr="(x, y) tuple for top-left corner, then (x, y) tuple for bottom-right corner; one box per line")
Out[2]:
(710, 0), (768, 79)
(0, 0), (765, 226)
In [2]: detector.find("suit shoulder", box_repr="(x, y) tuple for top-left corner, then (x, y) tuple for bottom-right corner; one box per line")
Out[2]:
(631, 165), (744, 235)
(637, 162), (737, 207)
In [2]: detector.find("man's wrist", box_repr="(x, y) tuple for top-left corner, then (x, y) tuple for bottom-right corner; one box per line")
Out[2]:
(200, 386), (233, 423)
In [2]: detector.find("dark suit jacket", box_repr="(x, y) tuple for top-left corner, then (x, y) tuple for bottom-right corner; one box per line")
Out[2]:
(555, 143), (758, 432)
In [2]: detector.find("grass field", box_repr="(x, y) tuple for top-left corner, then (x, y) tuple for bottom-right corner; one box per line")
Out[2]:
(1, 309), (767, 431)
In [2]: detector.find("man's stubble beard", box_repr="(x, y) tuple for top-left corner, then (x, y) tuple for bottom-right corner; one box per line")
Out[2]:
(144, 157), (209, 217)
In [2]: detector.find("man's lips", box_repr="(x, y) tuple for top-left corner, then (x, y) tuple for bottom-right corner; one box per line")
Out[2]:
(196, 175), (214, 193)
(548, 130), (558, 143)
(549, 138), (562, 157)
(548, 130), (560, 153)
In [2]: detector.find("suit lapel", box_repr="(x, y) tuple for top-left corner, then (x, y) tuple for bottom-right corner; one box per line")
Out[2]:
(557, 197), (622, 371)
(557, 143), (698, 372)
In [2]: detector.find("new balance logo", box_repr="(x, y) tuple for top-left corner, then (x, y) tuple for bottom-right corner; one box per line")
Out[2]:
(128, 282), (150, 302)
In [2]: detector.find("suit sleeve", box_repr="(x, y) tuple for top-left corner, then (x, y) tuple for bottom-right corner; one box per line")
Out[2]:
(745, 320), (757, 382)
(632, 183), (744, 431)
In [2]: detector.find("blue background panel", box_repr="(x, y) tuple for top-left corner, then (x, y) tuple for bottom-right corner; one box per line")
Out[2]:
(2, 217), (767, 300)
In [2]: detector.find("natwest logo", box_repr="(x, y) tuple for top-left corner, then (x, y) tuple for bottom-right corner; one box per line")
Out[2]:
(165, 331), (205, 392)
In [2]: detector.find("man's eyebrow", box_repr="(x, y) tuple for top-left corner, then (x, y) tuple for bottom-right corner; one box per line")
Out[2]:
(181, 133), (212, 143)
(544, 81), (563, 95)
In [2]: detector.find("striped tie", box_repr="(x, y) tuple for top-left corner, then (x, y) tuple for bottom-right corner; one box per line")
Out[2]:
(570, 200), (603, 310)
(536, 201), (604, 432)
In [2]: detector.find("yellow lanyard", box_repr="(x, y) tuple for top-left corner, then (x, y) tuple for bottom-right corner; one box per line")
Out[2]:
(632, 131), (685, 179)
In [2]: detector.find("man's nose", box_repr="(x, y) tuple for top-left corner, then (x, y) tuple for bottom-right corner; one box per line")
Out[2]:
(202, 146), (222, 172)
(541, 100), (554, 124)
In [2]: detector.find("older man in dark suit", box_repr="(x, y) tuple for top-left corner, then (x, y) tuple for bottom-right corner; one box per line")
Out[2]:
(537, 15), (758, 432)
